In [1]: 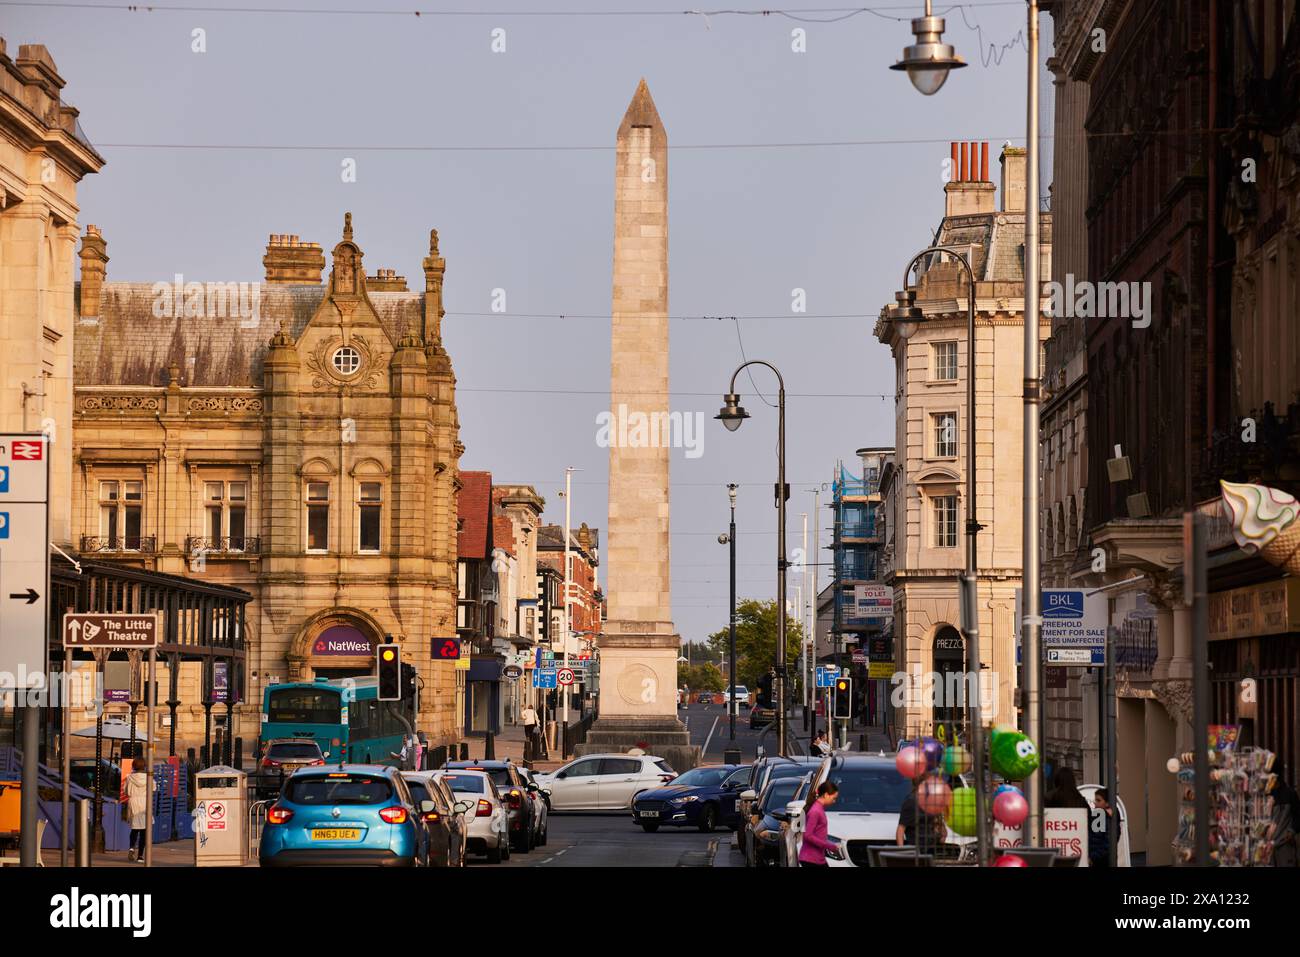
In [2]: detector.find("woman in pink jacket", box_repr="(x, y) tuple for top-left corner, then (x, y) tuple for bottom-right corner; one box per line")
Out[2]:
(798, 781), (840, 867)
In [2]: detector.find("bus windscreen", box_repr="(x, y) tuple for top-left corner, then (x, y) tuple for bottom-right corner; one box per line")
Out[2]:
(267, 688), (342, 725)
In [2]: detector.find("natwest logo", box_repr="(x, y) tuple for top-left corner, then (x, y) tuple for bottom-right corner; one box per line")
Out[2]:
(10, 441), (42, 461)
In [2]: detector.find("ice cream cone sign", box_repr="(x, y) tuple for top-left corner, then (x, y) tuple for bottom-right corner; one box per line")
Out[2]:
(1220, 480), (1300, 572)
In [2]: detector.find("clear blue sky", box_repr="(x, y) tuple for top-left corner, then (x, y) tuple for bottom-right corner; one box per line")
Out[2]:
(10, 0), (1052, 643)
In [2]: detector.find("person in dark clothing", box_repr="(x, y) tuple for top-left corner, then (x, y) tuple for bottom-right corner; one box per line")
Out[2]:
(1045, 766), (1090, 809)
(1088, 787), (1114, 867)
(896, 787), (946, 853)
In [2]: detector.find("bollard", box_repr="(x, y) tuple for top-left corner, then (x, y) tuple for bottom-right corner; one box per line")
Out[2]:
(234, 737), (244, 771)
(484, 731), (496, 761)
(723, 748), (742, 766)
(75, 799), (91, 868)
(459, 742), (469, 761)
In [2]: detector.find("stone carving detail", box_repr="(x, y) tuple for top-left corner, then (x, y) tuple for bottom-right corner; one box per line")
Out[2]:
(186, 395), (264, 414)
(1152, 678), (1193, 726)
(306, 335), (379, 390)
(80, 394), (161, 411)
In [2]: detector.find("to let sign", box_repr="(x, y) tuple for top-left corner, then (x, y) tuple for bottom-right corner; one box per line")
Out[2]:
(63, 612), (160, 649)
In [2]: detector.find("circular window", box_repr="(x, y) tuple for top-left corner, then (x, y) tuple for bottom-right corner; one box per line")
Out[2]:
(331, 346), (361, 376)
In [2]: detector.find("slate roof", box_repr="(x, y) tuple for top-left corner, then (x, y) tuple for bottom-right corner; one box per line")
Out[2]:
(457, 471), (492, 559)
(74, 282), (426, 387)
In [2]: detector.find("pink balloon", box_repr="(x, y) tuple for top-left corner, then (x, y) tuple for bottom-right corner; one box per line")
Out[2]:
(917, 777), (952, 815)
(994, 854), (1027, 867)
(993, 790), (1029, 828)
(895, 746), (927, 780)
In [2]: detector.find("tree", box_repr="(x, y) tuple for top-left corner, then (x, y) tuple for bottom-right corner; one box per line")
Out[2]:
(706, 598), (804, 689)
(677, 662), (724, 692)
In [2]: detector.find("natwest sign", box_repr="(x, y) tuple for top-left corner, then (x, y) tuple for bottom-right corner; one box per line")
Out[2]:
(311, 625), (374, 657)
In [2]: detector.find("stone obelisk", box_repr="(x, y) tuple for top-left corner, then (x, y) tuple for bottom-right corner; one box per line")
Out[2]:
(578, 79), (698, 771)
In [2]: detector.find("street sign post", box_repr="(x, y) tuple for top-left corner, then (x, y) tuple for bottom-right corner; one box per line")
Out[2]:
(533, 668), (558, 689)
(815, 665), (839, 688)
(1, 435), (50, 869)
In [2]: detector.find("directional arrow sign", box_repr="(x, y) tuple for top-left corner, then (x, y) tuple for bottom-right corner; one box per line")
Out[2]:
(63, 613), (159, 650)
(0, 435), (49, 682)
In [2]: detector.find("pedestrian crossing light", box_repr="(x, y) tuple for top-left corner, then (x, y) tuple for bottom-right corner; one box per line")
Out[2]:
(832, 676), (853, 720)
(377, 643), (402, 701)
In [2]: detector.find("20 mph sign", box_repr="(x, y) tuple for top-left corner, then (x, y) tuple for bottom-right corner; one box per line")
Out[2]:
(557, 668), (576, 686)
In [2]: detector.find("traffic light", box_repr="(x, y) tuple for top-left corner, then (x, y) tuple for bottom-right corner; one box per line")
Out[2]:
(832, 676), (853, 720)
(401, 662), (417, 702)
(756, 670), (774, 709)
(377, 643), (401, 700)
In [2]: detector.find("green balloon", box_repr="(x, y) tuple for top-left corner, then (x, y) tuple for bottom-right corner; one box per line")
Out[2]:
(943, 744), (972, 776)
(946, 786), (977, 836)
(989, 728), (1040, 781)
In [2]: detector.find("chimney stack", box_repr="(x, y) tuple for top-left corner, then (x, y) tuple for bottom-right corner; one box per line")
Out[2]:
(263, 233), (325, 284)
(78, 224), (108, 318)
(944, 140), (996, 218)
(999, 144), (1027, 213)
(367, 267), (409, 292)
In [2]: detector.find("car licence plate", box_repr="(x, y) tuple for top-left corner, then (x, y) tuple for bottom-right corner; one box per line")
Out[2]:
(640, 810), (659, 818)
(310, 828), (360, 840)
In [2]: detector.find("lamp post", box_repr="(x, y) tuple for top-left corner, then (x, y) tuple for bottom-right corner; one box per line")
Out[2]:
(884, 244), (989, 867)
(717, 362), (787, 758)
(717, 484), (738, 743)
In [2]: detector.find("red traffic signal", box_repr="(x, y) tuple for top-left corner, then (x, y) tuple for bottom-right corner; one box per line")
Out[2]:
(435, 639), (461, 660)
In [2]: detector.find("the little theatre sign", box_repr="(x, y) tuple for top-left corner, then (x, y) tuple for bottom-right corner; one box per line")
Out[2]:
(63, 613), (159, 649)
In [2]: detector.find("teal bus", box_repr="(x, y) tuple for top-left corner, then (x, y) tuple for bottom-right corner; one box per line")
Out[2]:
(259, 676), (415, 766)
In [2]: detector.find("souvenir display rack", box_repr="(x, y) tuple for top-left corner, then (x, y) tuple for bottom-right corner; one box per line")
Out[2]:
(1174, 745), (1279, 866)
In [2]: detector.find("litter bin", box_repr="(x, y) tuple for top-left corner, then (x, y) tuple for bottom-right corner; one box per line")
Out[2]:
(193, 765), (247, 867)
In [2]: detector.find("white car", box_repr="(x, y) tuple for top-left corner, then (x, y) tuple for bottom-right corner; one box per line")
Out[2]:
(784, 754), (917, 867)
(534, 753), (676, 811)
(726, 686), (751, 712)
(434, 768), (510, 864)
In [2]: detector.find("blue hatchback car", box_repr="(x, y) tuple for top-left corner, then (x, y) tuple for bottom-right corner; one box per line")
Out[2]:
(631, 764), (748, 832)
(259, 765), (429, 867)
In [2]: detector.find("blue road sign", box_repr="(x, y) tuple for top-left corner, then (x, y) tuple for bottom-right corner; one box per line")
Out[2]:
(815, 666), (839, 688)
(533, 668), (558, 689)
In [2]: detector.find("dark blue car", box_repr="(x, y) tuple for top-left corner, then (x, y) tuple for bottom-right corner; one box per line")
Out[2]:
(632, 764), (749, 832)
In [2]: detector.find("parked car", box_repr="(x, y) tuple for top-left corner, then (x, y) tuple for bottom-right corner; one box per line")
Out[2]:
(435, 768), (510, 863)
(738, 756), (824, 822)
(534, 753), (676, 811)
(259, 765), (429, 867)
(443, 760), (537, 853)
(255, 738), (325, 797)
(785, 753), (917, 867)
(749, 703), (776, 730)
(402, 771), (468, 867)
(631, 764), (747, 833)
(743, 774), (806, 867)
(515, 765), (550, 846)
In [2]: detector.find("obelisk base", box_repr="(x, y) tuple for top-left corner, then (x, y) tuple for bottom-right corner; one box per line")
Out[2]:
(574, 715), (700, 773)
(580, 626), (700, 771)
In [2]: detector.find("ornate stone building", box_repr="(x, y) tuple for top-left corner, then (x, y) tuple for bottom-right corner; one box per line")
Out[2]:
(875, 143), (1052, 736)
(71, 214), (465, 750)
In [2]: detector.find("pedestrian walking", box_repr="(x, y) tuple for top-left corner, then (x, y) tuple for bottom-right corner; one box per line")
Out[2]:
(125, 758), (149, 863)
(520, 703), (539, 761)
(1045, 765), (1090, 809)
(896, 785), (946, 854)
(797, 781), (841, 867)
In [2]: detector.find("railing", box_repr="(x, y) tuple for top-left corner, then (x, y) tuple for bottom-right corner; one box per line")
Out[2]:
(80, 535), (157, 554)
(839, 522), (878, 539)
(186, 536), (261, 555)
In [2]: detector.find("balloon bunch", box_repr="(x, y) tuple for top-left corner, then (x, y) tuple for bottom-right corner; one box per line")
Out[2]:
(893, 724), (1043, 861)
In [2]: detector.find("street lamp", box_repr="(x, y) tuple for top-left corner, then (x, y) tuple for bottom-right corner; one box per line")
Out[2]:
(718, 484), (739, 744)
(884, 245), (989, 867)
(717, 362), (787, 758)
(889, 0), (965, 96)
(891, 0), (1046, 857)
